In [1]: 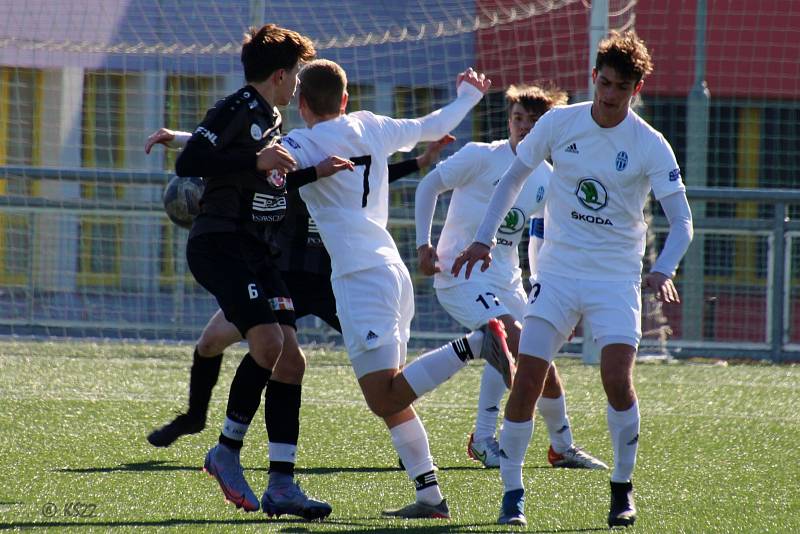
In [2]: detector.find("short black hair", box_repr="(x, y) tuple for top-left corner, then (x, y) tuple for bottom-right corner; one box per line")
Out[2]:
(241, 24), (316, 83)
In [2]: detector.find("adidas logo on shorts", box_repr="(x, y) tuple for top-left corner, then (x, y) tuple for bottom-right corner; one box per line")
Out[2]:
(366, 330), (379, 341)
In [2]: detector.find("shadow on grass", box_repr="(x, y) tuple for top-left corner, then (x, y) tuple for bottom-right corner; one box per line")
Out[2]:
(55, 460), (557, 476)
(0, 517), (608, 533)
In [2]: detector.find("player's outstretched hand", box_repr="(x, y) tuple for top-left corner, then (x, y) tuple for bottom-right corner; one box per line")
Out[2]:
(315, 156), (355, 178)
(257, 143), (296, 174)
(145, 128), (177, 154)
(456, 67), (492, 94)
(417, 244), (441, 276)
(643, 271), (680, 303)
(417, 134), (456, 169)
(451, 241), (492, 279)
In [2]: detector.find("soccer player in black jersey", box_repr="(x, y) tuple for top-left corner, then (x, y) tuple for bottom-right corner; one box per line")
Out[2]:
(173, 24), (355, 519)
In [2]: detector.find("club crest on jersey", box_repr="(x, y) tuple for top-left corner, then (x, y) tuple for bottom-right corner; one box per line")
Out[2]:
(498, 207), (525, 234)
(267, 170), (286, 188)
(615, 151), (629, 171)
(250, 123), (263, 140)
(575, 177), (608, 211)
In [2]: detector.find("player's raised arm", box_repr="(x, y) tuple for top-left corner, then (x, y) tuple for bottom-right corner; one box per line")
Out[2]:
(144, 128), (191, 154)
(416, 68), (490, 142)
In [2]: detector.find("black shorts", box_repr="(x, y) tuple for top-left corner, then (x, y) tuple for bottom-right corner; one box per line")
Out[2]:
(187, 232), (296, 337)
(281, 270), (341, 333)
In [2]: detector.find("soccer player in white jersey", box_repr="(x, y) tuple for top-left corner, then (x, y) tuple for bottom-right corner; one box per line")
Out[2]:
(281, 59), (515, 519)
(415, 84), (607, 471)
(453, 31), (694, 528)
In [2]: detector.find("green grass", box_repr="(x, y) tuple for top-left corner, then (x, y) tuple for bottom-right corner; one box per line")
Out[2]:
(0, 340), (798, 533)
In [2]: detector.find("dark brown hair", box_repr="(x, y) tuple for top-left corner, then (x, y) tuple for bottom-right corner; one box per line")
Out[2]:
(595, 30), (653, 83)
(506, 83), (568, 116)
(241, 24), (315, 83)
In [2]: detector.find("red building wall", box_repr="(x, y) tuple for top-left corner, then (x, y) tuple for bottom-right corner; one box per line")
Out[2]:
(476, 0), (800, 99)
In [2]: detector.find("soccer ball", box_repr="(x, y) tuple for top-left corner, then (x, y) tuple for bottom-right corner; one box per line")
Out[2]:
(162, 175), (204, 229)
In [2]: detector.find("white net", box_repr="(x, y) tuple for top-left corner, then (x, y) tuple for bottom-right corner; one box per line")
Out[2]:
(1, 1), (798, 358)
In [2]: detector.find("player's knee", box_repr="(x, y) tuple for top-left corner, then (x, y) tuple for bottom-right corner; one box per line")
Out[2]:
(601, 373), (634, 403)
(365, 397), (402, 418)
(197, 331), (228, 357)
(247, 328), (285, 368)
(275, 343), (306, 379)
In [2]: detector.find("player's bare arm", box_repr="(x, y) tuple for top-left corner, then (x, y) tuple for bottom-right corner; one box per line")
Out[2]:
(144, 128), (191, 154)
(257, 143), (297, 174)
(450, 241), (492, 279)
(315, 156), (354, 178)
(416, 134), (455, 169)
(416, 244), (440, 276)
(642, 272), (680, 303)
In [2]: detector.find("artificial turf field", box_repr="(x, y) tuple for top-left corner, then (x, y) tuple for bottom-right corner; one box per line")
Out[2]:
(0, 339), (797, 533)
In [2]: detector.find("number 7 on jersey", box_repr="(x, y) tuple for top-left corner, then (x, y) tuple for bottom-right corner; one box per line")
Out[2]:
(350, 155), (372, 207)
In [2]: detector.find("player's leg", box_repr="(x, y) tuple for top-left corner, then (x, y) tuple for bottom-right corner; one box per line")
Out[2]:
(336, 264), (513, 417)
(187, 233), (285, 512)
(540, 363), (608, 470)
(585, 277), (642, 527)
(435, 283), (517, 468)
(147, 309), (242, 447)
(496, 271), (579, 526)
(261, 324), (331, 520)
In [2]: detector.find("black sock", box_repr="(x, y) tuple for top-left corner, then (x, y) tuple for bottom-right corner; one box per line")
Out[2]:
(414, 470), (439, 491)
(187, 347), (223, 421)
(265, 380), (301, 476)
(218, 353), (271, 450)
(451, 336), (474, 362)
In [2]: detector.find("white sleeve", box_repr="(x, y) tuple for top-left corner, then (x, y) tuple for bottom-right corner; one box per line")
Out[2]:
(414, 169), (450, 248)
(515, 108), (555, 170)
(436, 143), (482, 189)
(473, 157), (534, 246)
(417, 83), (484, 142)
(168, 131), (192, 149)
(651, 191), (693, 277)
(647, 132), (686, 200)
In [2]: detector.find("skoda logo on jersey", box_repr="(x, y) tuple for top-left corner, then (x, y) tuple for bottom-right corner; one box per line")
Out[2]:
(575, 178), (608, 211)
(536, 185), (545, 203)
(498, 207), (525, 235)
(615, 151), (629, 171)
(250, 123), (263, 140)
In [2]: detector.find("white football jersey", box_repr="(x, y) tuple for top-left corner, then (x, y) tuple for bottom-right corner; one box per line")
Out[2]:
(434, 139), (549, 289)
(283, 111), (420, 278)
(516, 101), (685, 281)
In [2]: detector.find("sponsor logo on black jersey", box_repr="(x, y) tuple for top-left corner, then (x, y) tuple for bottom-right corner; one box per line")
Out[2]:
(252, 192), (286, 212)
(194, 126), (218, 146)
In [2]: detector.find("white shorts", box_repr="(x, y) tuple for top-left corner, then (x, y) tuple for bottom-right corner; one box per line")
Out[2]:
(436, 281), (527, 330)
(526, 271), (642, 345)
(332, 262), (414, 376)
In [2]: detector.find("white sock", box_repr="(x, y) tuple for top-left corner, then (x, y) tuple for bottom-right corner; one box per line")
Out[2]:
(537, 395), (573, 454)
(390, 418), (442, 505)
(473, 364), (506, 441)
(401, 331), (482, 397)
(498, 418), (534, 493)
(607, 402), (640, 483)
(221, 417), (249, 442)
